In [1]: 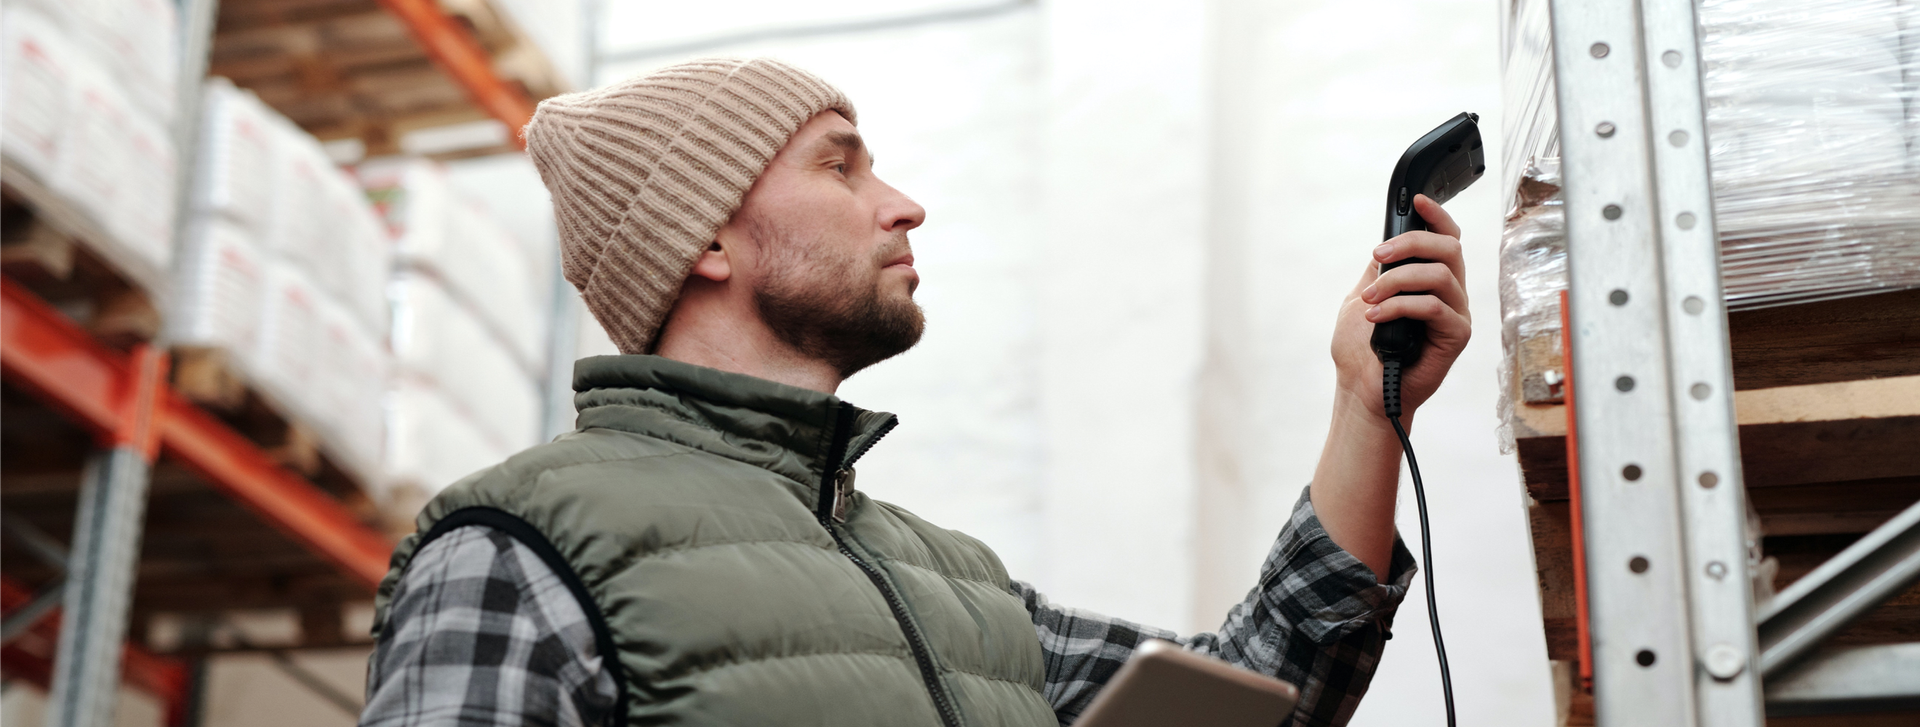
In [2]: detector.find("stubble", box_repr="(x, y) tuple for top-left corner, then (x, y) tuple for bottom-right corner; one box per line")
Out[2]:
(745, 212), (925, 379)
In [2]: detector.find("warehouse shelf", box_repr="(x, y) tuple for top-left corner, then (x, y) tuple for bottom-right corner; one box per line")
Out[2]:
(1510, 289), (1920, 671)
(210, 0), (556, 155)
(1504, 1), (1920, 723)
(0, 264), (391, 640)
(2, 0), (568, 720)
(1509, 294), (1920, 727)
(0, 157), (171, 347)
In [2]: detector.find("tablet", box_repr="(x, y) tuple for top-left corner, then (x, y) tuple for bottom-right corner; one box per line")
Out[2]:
(1074, 639), (1299, 727)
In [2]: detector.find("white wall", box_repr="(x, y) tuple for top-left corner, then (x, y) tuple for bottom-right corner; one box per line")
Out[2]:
(1036, 0), (1210, 631)
(598, 0), (1055, 582)
(1210, 2), (1555, 724)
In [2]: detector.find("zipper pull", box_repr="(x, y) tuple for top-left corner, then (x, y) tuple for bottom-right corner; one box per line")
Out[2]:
(832, 467), (857, 523)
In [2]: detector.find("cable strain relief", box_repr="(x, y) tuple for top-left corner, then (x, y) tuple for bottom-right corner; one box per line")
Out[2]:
(1381, 359), (1404, 419)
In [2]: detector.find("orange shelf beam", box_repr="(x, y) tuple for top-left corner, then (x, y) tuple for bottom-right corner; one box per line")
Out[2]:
(1, 280), (393, 589)
(376, 0), (539, 149)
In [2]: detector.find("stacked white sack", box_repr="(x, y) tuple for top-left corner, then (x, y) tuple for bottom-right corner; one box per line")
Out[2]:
(2, 8), (76, 180)
(175, 78), (394, 482)
(253, 264), (330, 426)
(68, 0), (177, 121)
(2, 6), (177, 284)
(52, 61), (138, 248)
(53, 54), (174, 280)
(359, 158), (549, 373)
(115, 113), (178, 267)
(251, 263), (389, 476)
(268, 118), (391, 335)
(189, 79), (278, 236)
(170, 219), (266, 353)
(390, 274), (542, 458)
(316, 301), (389, 476)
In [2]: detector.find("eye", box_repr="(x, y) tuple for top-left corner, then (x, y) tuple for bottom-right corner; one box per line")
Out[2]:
(832, 163), (848, 174)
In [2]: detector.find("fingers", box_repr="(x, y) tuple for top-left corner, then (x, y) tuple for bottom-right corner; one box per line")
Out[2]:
(1364, 294), (1470, 342)
(1361, 261), (1468, 316)
(1413, 194), (1461, 239)
(1376, 229), (1466, 287)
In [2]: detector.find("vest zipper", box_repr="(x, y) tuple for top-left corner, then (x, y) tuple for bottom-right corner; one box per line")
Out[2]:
(819, 406), (960, 727)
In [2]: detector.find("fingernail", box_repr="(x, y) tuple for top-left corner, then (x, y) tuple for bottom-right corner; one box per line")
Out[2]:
(1367, 305), (1382, 320)
(1361, 284), (1377, 302)
(1373, 244), (1393, 260)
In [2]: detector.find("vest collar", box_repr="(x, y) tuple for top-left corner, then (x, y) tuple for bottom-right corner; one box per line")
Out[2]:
(570, 355), (897, 500)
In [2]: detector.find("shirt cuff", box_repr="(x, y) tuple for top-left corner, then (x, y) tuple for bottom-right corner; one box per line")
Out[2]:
(1259, 487), (1417, 646)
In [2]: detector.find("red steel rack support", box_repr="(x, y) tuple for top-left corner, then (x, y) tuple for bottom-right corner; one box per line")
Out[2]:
(1, 578), (192, 727)
(1, 280), (393, 589)
(376, 0), (540, 149)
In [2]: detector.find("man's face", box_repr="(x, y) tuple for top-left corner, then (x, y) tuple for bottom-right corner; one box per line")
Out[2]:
(720, 111), (928, 378)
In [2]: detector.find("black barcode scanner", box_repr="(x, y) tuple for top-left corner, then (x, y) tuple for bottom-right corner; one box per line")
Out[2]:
(1371, 112), (1484, 370)
(1375, 112), (1482, 727)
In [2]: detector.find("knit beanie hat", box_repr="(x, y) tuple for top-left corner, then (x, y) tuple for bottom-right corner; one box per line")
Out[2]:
(524, 57), (857, 353)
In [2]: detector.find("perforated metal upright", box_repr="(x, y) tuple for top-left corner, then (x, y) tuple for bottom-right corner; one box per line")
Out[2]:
(41, 0), (224, 723)
(1547, 0), (1764, 724)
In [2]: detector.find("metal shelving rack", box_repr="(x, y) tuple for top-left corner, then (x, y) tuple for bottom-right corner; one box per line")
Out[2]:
(1544, 0), (1920, 724)
(1, 0), (547, 724)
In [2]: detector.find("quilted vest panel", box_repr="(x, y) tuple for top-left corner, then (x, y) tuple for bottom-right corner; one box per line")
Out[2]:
(373, 356), (1058, 727)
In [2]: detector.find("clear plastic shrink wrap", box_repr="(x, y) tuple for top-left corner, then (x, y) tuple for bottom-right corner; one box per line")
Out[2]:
(1499, 0), (1920, 448)
(365, 161), (553, 503)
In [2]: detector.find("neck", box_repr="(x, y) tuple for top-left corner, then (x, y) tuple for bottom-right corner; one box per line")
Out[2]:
(653, 310), (844, 395)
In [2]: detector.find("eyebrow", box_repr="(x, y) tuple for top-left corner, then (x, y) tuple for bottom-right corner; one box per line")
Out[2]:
(815, 131), (867, 163)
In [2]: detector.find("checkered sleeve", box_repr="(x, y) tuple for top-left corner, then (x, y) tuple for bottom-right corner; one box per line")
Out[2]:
(1014, 487), (1417, 727)
(359, 525), (617, 727)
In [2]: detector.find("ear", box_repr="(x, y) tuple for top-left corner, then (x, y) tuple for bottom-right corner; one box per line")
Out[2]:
(688, 240), (731, 283)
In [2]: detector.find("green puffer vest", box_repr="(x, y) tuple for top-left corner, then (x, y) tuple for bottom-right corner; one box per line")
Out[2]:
(372, 356), (1058, 727)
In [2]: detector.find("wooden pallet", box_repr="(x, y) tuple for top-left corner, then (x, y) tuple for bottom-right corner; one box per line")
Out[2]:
(208, 0), (566, 156)
(1512, 288), (1920, 724)
(1, 160), (166, 348)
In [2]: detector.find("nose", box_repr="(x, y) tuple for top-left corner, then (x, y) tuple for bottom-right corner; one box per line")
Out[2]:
(881, 182), (926, 233)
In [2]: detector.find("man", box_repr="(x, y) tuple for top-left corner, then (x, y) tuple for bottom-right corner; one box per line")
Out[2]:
(360, 57), (1471, 727)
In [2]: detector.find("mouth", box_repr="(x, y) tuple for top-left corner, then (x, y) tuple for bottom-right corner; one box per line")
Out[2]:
(884, 252), (916, 270)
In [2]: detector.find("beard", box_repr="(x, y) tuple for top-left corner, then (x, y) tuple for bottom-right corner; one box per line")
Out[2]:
(745, 214), (925, 379)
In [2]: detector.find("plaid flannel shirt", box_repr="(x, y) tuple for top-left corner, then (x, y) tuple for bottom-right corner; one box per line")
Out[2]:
(360, 489), (1414, 727)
